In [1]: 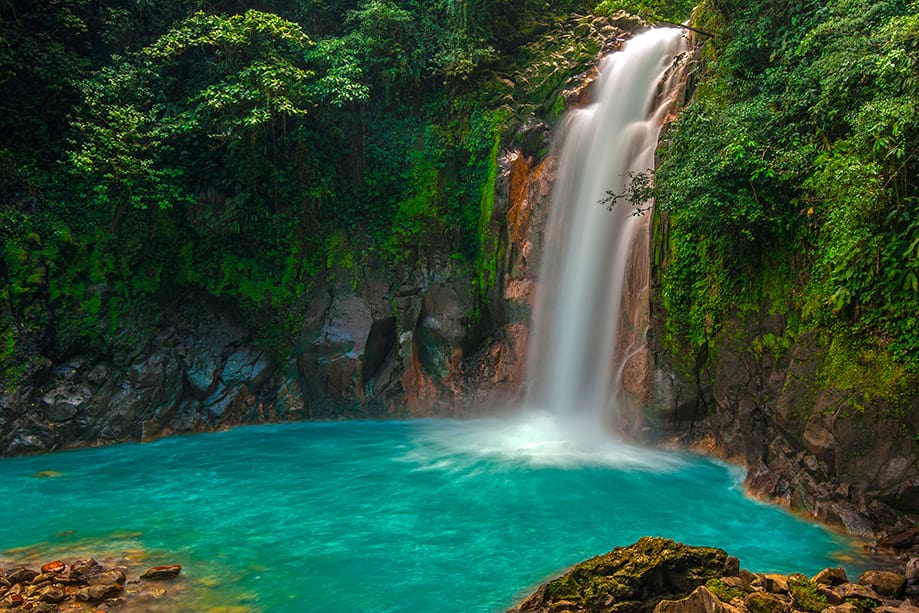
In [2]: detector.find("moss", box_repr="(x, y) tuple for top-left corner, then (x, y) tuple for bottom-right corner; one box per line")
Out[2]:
(788, 576), (827, 612)
(819, 331), (915, 406)
(473, 130), (501, 306)
(704, 578), (745, 602)
(845, 596), (880, 612)
(540, 537), (730, 610)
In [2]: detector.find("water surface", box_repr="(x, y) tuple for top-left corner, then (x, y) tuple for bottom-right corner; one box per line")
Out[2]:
(0, 419), (857, 611)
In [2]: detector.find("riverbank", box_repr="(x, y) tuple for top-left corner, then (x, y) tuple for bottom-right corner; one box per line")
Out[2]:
(0, 556), (183, 612)
(510, 537), (918, 613)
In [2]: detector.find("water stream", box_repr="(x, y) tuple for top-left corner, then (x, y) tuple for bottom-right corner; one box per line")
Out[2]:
(526, 27), (687, 433)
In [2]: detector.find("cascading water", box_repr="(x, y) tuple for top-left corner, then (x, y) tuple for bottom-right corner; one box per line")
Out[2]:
(526, 28), (688, 436)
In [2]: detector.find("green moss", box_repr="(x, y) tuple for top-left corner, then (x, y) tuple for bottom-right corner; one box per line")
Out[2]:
(819, 331), (916, 410)
(541, 537), (729, 610)
(704, 578), (746, 602)
(384, 155), (445, 263)
(474, 130), (501, 303)
(844, 596), (880, 612)
(788, 576), (827, 612)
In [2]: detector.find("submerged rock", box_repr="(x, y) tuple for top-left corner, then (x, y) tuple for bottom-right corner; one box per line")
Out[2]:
(140, 564), (182, 580)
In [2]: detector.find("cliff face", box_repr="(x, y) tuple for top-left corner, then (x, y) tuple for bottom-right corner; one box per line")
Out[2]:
(641, 290), (919, 537)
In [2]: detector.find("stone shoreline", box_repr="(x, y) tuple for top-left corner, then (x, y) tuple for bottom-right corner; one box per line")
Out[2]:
(511, 537), (919, 613)
(0, 558), (182, 612)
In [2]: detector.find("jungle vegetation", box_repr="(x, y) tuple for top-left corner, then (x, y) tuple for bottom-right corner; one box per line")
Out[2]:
(2, 0), (916, 398)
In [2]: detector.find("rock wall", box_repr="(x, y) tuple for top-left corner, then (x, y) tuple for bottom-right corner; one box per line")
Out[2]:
(0, 257), (486, 456)
(642, 295), (919, 537)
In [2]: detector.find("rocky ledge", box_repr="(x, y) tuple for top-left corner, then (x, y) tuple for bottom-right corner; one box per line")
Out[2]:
(511, 537), (919, 613)
(0, 558), (181, 611)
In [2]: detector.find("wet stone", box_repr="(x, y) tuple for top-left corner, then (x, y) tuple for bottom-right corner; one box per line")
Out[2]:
(76, 582), (123, 601)
(39, 561), (65, 575)
(4, 568), (38, 585)
(38, 585), (66, 603)
(140, 564), (182, 580)
(88, 568), (126, 586)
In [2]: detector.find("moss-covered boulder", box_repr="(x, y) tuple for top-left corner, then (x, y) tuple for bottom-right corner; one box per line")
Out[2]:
(511, 537), (735, 612)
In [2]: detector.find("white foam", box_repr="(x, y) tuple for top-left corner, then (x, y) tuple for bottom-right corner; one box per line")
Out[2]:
(405, 413), (687, 472)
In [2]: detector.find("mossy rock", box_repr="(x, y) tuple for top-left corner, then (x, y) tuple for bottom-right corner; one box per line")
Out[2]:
(788, 575), (828, 612)
(512, 537), (733, 612)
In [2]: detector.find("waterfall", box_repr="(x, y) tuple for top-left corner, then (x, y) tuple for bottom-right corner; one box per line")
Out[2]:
(525, 28), (688, 436)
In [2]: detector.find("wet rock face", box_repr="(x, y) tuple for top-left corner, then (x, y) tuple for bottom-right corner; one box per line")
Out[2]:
(1, 248), (485, 453)
(293, 266), (480, 419)
(0, 294), (282, 457)
(646, 302), (919, 535)
(464, 150), (556, 406)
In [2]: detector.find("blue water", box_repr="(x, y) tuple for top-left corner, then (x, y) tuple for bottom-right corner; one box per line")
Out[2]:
(0, 418), (857, 612)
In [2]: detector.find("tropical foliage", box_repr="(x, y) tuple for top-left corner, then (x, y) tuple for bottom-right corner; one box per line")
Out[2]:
(654, 0), (919, 382)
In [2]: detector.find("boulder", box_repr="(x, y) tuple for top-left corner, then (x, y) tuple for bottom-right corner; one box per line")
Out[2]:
(4, 567), (38, 585)
(510, 537), (733, 612)
(140, 565), (182, 580)
(76, 582), (123, 601)
(859, 570), (907, 598)
(39, 585), (66, 604)
(833, 582), (882, 603)
(654, 586), (743, 612)
(742, 590), (791, 612)
(812, 566), (848, 586)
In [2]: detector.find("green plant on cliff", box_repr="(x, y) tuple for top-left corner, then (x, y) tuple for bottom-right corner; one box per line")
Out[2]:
(595, 0), (695, 22)
(705, 578), (746, 602)
(654, 0), (919, 391)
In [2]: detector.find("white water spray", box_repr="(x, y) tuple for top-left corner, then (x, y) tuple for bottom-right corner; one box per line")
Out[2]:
(525, 28), (688, 436)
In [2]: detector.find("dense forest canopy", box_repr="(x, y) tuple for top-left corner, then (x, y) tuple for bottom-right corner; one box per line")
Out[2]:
(1, 0), (917, 402)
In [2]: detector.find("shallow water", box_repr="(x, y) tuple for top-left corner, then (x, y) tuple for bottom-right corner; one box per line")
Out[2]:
(0, 418), (858, 611)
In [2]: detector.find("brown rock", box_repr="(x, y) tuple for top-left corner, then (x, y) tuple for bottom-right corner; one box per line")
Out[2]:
(761, 573), (790, 594)
(3, 592), (25, 607)
(812, 566), (848, 586)
(875, 605), (919, 612)
(88, 569), (126, 586)
(655, 586), (744, 612)
(75, 582), (123, 602)
(906, 556), (919, 585)
(743, 590), (791, 612)
(818, 584), (844, 605)
(39, 561), (65, 575)
(738, 569), (758, 587)
(718, 576), (746, 590)
(822, 605), (859, 613)
(879, 527), (919, 550)
(859, 570), (907, 598)
(39, 585), (66, 604)
(68, 557), (102, 579)
(4, 568), (38, 585)
(834, 582), (882, 603)
(140, 565), (182, 580)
